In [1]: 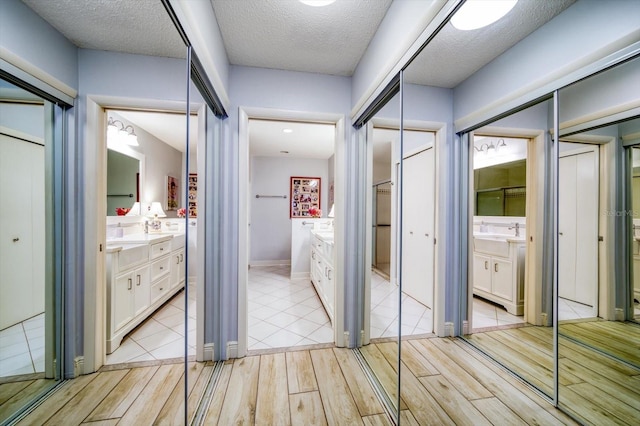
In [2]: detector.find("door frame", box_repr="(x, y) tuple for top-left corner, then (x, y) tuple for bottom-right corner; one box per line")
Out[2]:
(237, 107), (346, 357)
(466, 127), (545, 330)
(84, 95), (204, 373)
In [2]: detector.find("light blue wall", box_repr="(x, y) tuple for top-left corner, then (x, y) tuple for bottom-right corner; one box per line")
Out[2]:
(453, 0), (640, 125)
(0, 0), (78, 90)
(0, 103), (44, 139)
(250, 156), (329, 263)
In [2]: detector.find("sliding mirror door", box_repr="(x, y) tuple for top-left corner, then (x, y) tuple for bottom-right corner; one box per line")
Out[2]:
(556, 55), (640, 423)
(462, 97), (557, 398)
(0, 76), (64, 423)
(360, 87), (402, 421)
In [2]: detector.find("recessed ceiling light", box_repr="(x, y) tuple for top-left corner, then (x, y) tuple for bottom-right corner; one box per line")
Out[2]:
(299, 0), (337, 7)
(283, 128), (293, 133)
(451, 0), (518, 31)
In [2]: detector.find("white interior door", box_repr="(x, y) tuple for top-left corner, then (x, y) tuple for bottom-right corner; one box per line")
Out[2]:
(0, 134), (45, 329)
(559, 149), (598, 307)
(402, 148), (435, 308)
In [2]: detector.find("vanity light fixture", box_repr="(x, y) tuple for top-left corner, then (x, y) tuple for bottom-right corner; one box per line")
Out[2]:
(299, 0), (337, 7)
(451, 0), (518, 31)
(107, 117), (139, 146)
(474, 138), (507, 155)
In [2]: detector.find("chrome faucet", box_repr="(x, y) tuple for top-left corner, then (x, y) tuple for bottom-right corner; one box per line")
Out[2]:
(508, 223), (520, 237)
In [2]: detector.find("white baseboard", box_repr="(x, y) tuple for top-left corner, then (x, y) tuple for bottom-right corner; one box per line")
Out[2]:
(290, 271), (310, 281)
(203, 343), (214, 361)
(227, 341), (238, 359)
(250, 260), (291, 267)
(74, 356), (84, 377)
(444, 322), (454, 337)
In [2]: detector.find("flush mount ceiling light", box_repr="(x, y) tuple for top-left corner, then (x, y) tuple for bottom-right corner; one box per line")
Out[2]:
(283, 128), (293, 133)
(299, 0), (337, 7)
(451, 0), (518, 31)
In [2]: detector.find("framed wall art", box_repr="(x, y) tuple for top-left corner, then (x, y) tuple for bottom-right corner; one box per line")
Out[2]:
(188, 173), (198, 217)
(290, 176), (321, 218)
(166, 175), (178, 211)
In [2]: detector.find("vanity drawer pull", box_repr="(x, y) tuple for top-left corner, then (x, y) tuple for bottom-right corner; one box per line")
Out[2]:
(176, 256), (180, 265)
(484, 261), (488, 270)
(136, 275), (141, 286)
(160, 266), (164, 270)
(494, 263), (499, 273)
(128, 278), (132, 290)
(180, 254), (184, 262)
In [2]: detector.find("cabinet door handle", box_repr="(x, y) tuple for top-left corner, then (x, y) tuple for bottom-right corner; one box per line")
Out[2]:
(136, 275), (141, 286)
(328, 269), (333, 280)
(484, 261), (488, 270)
(160, 247), (164, 251)
(180, 254), (183, 262)
(128, 278), (132, 290)
(312, 252), (315, 259)
(176, 256), (180, 265)
(494, 263), (498, 273)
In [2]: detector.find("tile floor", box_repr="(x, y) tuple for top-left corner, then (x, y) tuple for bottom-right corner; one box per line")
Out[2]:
(0, 313), (44, 378)
(105, 284), (196, 365)
(472, 296), (526, 329)
(248, 265), (333, 351)
(558, 297), (597, 321)
(369, 271), (433, 338)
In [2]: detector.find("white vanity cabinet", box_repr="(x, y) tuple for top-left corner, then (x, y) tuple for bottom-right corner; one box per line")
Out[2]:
(310, 231), (334, 323)
(106, 233), (186, 353)
(473, 237), (525, 315)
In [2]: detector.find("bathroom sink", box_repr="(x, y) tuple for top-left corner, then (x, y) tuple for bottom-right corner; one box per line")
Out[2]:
(473, 235), (510, 257)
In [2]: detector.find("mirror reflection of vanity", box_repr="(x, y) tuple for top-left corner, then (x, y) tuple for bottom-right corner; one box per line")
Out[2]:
(107, 148), (143, 216)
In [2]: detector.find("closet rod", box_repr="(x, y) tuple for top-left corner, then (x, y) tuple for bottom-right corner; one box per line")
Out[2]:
(255, 195), (287, 199)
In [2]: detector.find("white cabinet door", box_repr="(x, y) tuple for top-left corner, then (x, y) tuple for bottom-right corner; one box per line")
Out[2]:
(473, 253), (492, 293)
(0, 135), (45, 329)
(133, 266), (150, 316)
(113, 273), (134, 331)
(170, 249), (185, 289)
(492, 258), (513, 301)
(402, 148), (435, 308)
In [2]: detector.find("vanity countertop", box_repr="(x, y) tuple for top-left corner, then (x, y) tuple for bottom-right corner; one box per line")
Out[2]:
(106, 233), (177, 245)
(311, 229), (334, 245)
(105, 242), (147, 253)
(473, 233), (525, 244)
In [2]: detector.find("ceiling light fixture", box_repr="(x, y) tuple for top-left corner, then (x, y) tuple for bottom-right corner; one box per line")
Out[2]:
(451, 0), (518, 31)
(283, 128), (293, 133)
(299, 0), (337, 7)
(107, 117), (139, 146)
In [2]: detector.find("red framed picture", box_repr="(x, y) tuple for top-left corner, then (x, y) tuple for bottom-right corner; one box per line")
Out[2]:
(290, 176), (321, 218)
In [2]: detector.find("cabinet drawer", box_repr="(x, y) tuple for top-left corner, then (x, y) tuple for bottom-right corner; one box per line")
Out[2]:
(150, 240), (172, 259)
(150, 256), (171, 281)
(150, 275), (171, 304)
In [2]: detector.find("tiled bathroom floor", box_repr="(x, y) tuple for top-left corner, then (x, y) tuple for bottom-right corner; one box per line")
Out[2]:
(0, 313), (44, 378)
(472, 296), (526, 329)
(248, 265), (333, 351)
(105, 284), (196, 365)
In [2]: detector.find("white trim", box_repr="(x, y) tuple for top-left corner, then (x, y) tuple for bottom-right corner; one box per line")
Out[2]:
(73, 356), (84, 377)
(238, 107), (346, 357)
(226, 341), (238, 360)
(0, 47), (77, 99)
(289, 272), (309, 281)
(250, 260), (291, 267)
(203, 343), (215, 362)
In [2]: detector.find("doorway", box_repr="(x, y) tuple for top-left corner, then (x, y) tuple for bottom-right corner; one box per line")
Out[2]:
(238, 108), (346, 356)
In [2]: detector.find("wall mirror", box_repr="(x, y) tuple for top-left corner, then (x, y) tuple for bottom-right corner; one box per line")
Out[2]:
(474, 137), (527, 217)
(106, 147), (142, 216)
(0, 76), (62, 423)
(556, 54), (640, 423)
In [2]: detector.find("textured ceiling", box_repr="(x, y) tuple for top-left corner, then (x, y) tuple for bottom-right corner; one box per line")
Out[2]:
(404, 0), (575, 88)
(211, 0), (393, 76)
(249, 119), (335, 159)
(21, 0), (186, 58)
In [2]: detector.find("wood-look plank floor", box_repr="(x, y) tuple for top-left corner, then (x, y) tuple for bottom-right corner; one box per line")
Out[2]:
(466, 321), (640, 425)
(14, 337), (586, 425)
